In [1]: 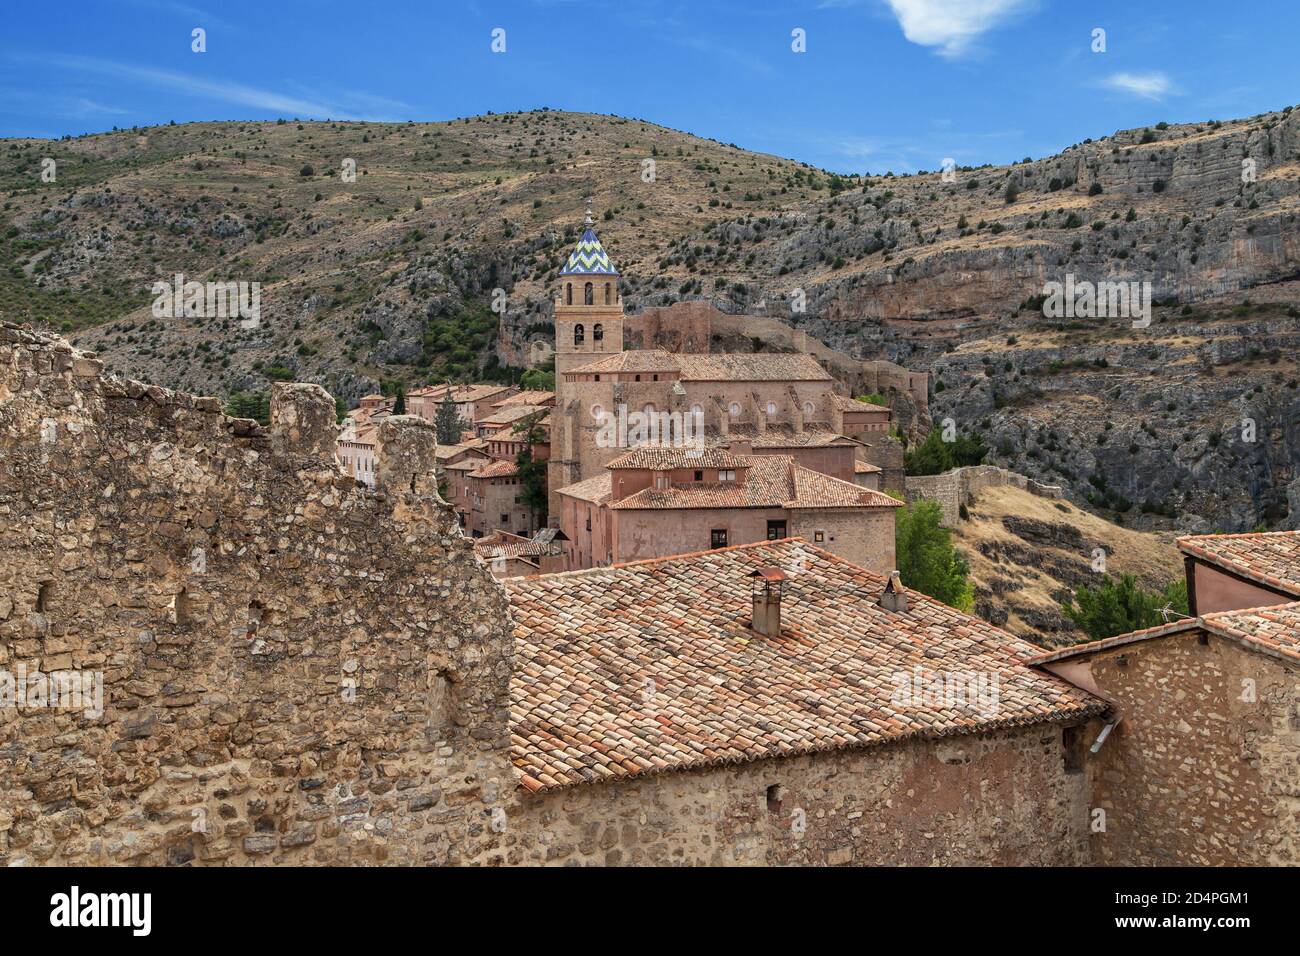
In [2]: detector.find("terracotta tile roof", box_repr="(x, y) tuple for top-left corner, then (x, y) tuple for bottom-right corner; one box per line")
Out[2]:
(1178, 531), (1300, 597)
(476, 405), (548, 427)
(469, 459), (520, 479)
(675, 352), (832, 382)
(434, 443), (487, 462)
(475, 531), (546, 560)
(832, 395), (890, 413)
(505, 540), (1106, 792)
(493, 390), (555, 407)
(566, 349), (681, 375)
(606, 446), (748, 471)
(555, 472), (612, 504)
(607, 455), (901, 510)
(728, 423), (861, 448)
(788, 465), (902, 509)
(566, 350), (831, 382)
(855, 460), (883, 474)
(415, 383), (516, 403)
(1025, 619), (1202, 666)
(1028, 600), (1300, 668)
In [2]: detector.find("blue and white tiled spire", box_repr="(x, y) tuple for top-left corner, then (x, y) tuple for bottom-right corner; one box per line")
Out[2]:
(559, 201), (619, 276)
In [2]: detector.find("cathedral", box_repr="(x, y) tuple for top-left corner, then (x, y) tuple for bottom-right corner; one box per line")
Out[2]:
(547, 216), (896, 521)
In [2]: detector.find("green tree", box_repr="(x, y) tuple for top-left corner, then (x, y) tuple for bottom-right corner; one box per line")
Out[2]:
(225, 391), (270, 425)
(434, 394), (468, 445)
(903, 427), (988, 476)
(519, 368), (555, 391)
(853, 392), (887, 406)
(1062, 574), (1189, 641)
(513, 410), (549, 531)
(392, 385), (406, 415)
(895, 500), (974, 611)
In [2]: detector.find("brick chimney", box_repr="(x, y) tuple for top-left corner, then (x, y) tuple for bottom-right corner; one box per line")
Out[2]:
(749, 567), (786, 636)
(879, 571), (908, 613)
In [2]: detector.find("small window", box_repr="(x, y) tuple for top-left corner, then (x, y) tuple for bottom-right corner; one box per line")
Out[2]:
(1062, 726), (1085, 774)
(719, 469), (736, 482)
(711, 529), (728, 549)
(171, 588), (194, 625)
(803, 401), (815, 417)
(766, 784), (784, 813)
(604, 283), (612, 305)
(694, 470), (703, 481)
(584, 282), (594, 305)
(428, 668), (457, 732)
(35, 581), (52, 613)
(814, 530), (825, 543)
(766, 401), (777, 415)
(573, 323), (585, 346)
(565, 283), (573, 305)
(593, 323), (604, 342)
(767, 520), (787, 540)
(500, 514), (509, 524)
(728, 402), (741, 417)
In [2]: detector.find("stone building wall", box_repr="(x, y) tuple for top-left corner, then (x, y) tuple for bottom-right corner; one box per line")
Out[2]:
(0, 323), (516, 866)
(905, 465), (1065, 526)
(504, 722), (1091, 866)
(1068, 630), (1300, 865)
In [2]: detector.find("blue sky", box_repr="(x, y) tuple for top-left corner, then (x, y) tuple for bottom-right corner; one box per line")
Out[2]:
(3, 0), (1297, 173)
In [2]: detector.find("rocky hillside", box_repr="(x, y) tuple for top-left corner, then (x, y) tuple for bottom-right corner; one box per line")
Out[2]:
(954, 485), (1184, 646)
(2, 106), (1297, 529)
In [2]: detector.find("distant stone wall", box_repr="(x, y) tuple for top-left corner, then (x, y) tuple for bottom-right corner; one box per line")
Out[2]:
(507, 723), (1091, 865)
(0, 323), (515, 866)
(905, 465), (1065, 526)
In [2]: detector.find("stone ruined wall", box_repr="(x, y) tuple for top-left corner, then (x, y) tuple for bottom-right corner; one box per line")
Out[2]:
(1076, 630), (1300, 865)
(0, 323), (516, 866)
(504, 722), (1091, 866)
(906, 465), (1065, 526)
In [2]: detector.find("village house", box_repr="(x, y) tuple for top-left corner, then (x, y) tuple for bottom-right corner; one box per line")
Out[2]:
(473, 528), (568, 578)
(556, 445), (901, 572)
(407, 382), (519, 426)
(444, 457), (539, 539)
(1027, 529), (1300, 865)
(335, 393), (394, 488)
(503, 539), (1106, 864)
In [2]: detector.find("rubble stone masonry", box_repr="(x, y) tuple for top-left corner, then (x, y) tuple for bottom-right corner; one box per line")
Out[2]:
(508, 725), (1091, 866)
(0, 323), (516, 865)
(1082, 630), (1300, 865)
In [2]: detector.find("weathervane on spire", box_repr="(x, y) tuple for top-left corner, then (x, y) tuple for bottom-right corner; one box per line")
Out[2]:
(583, 196), (594, 227)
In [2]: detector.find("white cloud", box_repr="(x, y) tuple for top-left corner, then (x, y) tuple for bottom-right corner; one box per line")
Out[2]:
(883, 0), (1036, 58)
(31, 55), (407, 121)
(1103, 71), (1173, 101)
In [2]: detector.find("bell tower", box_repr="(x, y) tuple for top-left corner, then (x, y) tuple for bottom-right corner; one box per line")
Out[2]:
(553, 202), (624, 378)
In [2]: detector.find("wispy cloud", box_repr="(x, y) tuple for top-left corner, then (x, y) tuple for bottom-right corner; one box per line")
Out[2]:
(672, 34), (773, 76)
(26, 55), (405, 120)
(121, 0), (234, 31)
(882, 0), (1037, 58)
(1102, 71), (1173, 101)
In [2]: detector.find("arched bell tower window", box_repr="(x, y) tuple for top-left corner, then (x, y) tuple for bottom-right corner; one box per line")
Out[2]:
(565, 283), (573, 305)
(604, 283), (612, 305)
(593, 323), (604, 343)
(574, 324), (585, 346)
(584, 282), (594, 305)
